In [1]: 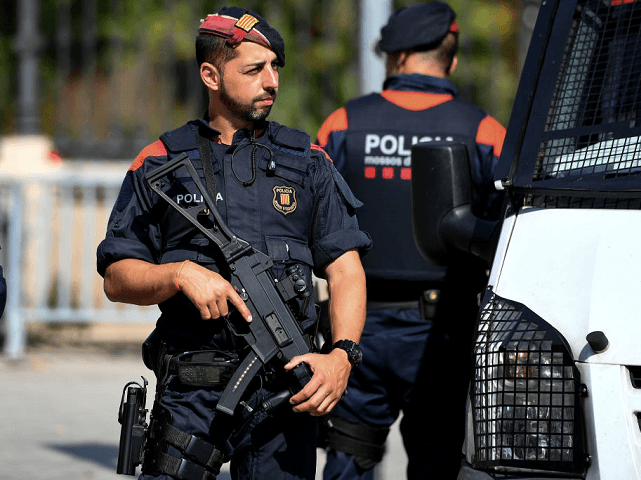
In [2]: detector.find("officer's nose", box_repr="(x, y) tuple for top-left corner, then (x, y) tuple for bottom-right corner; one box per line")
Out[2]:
(263, 66), (279, 91)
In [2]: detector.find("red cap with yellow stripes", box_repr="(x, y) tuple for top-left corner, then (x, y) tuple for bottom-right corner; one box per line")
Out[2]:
(198, 7), (285, 67)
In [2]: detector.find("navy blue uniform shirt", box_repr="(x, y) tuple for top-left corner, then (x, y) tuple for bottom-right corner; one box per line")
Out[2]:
(97, 119), (371, 347)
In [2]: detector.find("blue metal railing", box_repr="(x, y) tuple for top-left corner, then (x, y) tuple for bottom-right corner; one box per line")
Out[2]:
(1, 165), (159, 358)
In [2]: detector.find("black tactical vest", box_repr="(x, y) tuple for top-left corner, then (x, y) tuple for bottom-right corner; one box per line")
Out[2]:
(343, 93), (487, 283)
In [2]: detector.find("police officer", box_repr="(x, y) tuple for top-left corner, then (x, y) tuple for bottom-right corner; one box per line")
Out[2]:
(316, 2), (506, 479)
(97, 6), (371, 480)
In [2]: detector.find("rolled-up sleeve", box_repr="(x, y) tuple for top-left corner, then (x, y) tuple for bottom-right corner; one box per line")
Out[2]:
(96, 168), (160, 277)
(308, 146), (372, 275)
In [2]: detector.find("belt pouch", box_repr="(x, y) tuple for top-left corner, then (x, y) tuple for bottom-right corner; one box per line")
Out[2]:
(170, 351), (239, 388)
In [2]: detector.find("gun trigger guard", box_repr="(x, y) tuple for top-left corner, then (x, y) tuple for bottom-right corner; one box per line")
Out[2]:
(224, 314), (242, 338)
(224, 313), (254, 343)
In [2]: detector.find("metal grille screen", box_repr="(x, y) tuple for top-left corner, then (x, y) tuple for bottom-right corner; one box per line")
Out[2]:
(472, 293), (586, 475)
(534, 0), (641, 182)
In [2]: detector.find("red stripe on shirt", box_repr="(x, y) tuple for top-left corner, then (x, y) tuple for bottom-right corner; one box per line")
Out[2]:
(129, 140), (167, 172)
(476, 116), (506, 158)
(381, 90), (453, 111)
(317, 108), (348, 147)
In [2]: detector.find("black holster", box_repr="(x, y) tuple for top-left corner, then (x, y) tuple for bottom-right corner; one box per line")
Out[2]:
(319, 414), (389, 471)
(142, 404), (228, 480)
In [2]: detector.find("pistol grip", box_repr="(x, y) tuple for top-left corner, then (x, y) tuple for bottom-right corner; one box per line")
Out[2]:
(291, 362), (313, 389)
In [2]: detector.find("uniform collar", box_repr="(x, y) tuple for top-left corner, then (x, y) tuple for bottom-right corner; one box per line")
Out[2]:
(196, 117), (222, 138)
(383, 73), (458, 97)
(160, 118), (307, 155)
(197, 117), (270, 146)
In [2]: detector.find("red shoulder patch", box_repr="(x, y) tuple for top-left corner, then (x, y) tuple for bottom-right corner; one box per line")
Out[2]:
(317, 108), (348, 147)
(311, 143), (333, 163)
(129, 141), (167, 171)
(476, 116), (506, 158)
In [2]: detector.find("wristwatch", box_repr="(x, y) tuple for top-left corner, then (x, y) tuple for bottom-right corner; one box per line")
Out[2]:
(332, 340), (363, 368)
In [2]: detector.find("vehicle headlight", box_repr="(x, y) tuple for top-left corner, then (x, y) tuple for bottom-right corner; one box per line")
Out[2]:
(471, 292), (588, 476)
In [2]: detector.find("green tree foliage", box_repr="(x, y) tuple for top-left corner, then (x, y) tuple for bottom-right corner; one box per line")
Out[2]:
(0, 0), (523, 154)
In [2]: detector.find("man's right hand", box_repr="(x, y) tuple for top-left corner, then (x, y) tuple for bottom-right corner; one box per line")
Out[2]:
(175, 260), (252, 322)
(103, 258), (252, 322)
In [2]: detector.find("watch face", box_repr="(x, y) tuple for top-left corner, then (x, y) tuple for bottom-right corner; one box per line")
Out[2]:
(335, 340), (362, 367)
(351, 346), (363, 366)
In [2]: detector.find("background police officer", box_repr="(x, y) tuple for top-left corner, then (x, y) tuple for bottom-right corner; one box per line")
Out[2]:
(97, 6), (371, 479)
(316, 2), (506, 479)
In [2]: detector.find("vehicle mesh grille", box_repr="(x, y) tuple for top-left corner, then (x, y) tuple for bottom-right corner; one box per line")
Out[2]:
(471, 293), (586, 476)
(529, 195), (641, 209)
(534, 1), (641, 183)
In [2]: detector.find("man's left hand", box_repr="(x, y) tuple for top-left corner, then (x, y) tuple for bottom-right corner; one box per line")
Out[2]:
(284, 348), (352, 416)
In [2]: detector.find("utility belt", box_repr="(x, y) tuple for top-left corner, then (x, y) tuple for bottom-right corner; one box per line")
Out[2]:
(366, 279), (443, 320)
(163, 350), (240, 388)
(153, 348), (291, 393)
(142, 330), (250, 389)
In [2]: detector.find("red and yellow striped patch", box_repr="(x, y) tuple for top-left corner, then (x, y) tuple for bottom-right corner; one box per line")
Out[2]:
(235, 14), (259, 32)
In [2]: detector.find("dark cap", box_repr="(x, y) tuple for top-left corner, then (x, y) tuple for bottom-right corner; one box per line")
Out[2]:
(376, 1), (458, 54)
(198, 6), (286, 66)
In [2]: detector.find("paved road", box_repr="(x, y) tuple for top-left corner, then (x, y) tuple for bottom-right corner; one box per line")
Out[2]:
(0, 349), (406, 480)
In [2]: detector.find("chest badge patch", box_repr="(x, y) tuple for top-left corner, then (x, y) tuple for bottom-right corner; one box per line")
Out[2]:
(273, 185), (297, 216)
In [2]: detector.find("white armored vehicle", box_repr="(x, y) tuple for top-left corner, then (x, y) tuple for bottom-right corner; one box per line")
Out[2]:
(412, 0), (641, 478)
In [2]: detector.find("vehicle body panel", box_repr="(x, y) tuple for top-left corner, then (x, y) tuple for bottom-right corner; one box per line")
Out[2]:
(490, 207), (641, 366)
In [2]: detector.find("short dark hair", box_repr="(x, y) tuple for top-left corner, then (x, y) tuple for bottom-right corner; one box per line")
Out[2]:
(413, 31), (459, 74)
(429, 31), (458, 71)
(195, 33), (240, 72)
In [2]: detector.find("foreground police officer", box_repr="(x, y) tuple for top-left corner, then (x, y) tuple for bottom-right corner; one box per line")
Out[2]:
(316, 2), (506, 479)
(97, 6), (371, 479)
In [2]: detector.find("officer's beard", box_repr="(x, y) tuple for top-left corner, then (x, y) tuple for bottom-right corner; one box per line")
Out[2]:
(219, 80), (275, 123)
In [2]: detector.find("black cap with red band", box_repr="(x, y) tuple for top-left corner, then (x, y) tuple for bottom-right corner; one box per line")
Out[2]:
(376, 1), (458, 54)
(198, 6), (286, 67)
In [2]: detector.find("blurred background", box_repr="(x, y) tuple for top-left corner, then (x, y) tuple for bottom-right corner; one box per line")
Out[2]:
(0, 0), (541, 358)
(1, 0), (537, 150)
(0, 0), (540, 349)
(0, 1), (541, 479)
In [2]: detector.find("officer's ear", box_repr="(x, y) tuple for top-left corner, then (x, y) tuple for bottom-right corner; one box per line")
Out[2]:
(200, 62), (222, 92)
(447, 56), (458, 76)
(386, 52), (408, 76)
(396, 52), (409, 74)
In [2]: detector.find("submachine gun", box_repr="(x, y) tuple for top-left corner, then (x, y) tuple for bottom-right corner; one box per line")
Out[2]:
(145, 153), (314, 415)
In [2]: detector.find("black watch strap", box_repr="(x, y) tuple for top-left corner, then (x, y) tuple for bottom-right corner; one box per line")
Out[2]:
(332, 340), (363, 368)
